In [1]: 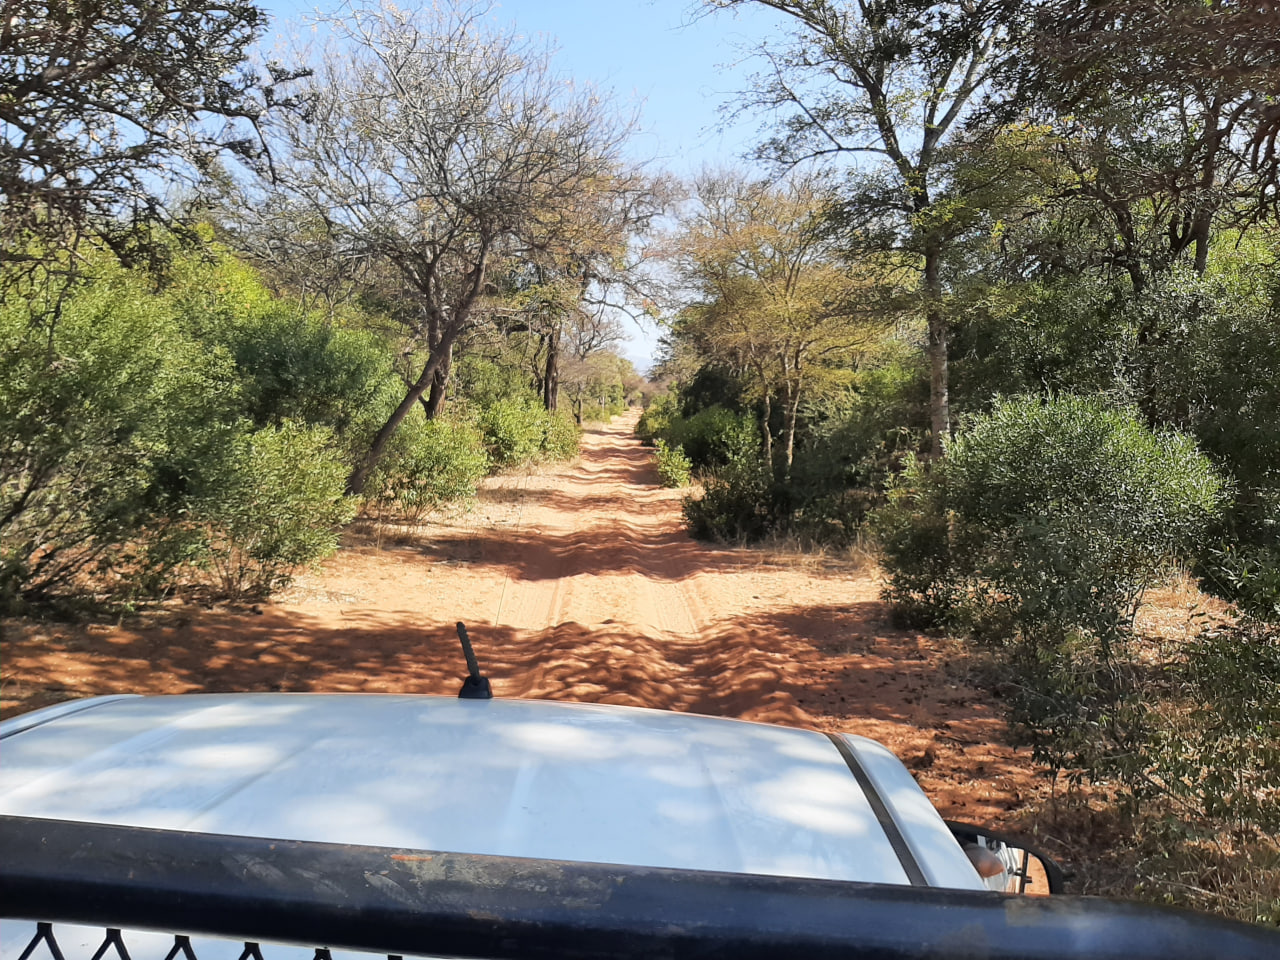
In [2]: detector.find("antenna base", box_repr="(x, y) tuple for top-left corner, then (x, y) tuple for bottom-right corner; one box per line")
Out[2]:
(458, 674), (492, 700)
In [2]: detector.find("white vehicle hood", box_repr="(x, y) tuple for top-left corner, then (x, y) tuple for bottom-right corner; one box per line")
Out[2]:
(0, 693), (982, 890)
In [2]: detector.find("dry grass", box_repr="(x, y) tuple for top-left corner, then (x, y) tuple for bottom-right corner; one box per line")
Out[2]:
(988, 575), (1280, 927)
(1009, 789), (1280, 926)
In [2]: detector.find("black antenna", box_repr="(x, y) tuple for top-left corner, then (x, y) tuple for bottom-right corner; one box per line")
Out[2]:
(455, 621), (492, 700)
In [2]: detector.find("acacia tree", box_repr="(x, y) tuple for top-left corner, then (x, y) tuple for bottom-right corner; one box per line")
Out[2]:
(253, 1), (631, 494)
(706, 0), (1010, 455)
(501, 169), (665, 413)
(1007, 0), (1280, 287)
(560, 309), (628, 424)
(0, 0), (276, 272)
(673, 170), (885, 476)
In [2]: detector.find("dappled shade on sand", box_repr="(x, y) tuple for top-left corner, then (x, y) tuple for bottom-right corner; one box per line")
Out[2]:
(1, 413), (1039, 826)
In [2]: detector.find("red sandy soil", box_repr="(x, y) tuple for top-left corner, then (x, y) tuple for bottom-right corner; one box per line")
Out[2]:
(1, 412), (1045, 825)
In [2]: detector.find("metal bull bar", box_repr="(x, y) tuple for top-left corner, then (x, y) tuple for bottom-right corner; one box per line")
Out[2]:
(1, 815), (1278, 960)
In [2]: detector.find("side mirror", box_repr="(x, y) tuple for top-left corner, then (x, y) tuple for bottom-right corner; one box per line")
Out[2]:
(945, 821), (1066, 895)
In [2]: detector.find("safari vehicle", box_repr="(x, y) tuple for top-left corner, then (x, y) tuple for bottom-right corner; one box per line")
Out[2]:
(2, 640), (1278, 960)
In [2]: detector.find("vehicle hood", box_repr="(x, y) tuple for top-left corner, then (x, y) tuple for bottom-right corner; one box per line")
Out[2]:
(0, 693), (981, 889)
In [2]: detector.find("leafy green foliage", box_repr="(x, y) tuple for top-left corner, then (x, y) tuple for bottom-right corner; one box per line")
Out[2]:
(191, 422), (355, 599)
(653, 440), (692, 488)
(478, 397), (553, 467)
(166, 253), (402, 449)
(661, 406), (757, 471)
(782, 346), (929, 545)
(1143, 619), (1280, 836)
(949, 276), (1135, 414)
(682, 452), (777, 542)
(0, 263), (237, 604)
(876, 395), (1224, 652)
(540, 412), (581, 461)
(224, 309), (400, 439)
(0, 254), (368, 606)
(874, 395), (1224, 777)
(476, 397), (579, 467)
(365, 415), (490, 521)
(1199, 542), (1280, 623)
(1122, 265), (1280, 617)
(456, 356), (538, 412)
(636, 391), (679, 445)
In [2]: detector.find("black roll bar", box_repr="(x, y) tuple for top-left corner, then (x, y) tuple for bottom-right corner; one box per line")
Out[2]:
(1, 815), (1277, 960)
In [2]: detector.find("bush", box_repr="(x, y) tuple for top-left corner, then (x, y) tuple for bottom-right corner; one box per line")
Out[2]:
(1142, 619), (1280, 836)
(876, 395), (1224, 654)
(478, 398), (546, 467)
(0, 254), (368, 607)
(190, 422), (356, 598)
(223, 308), (400, 439)
(663, 406), (757, 471)
(452, 355), (537, 411)
(1199, 541), (1280, 623)
(874, 395), (1224, 779)
(636, 391), (678, 445)
(683, 453), (778, 541)
(1122, 267), (1280, 616)
(366, 415), (490, 520)
(653, 440), (692, 488)
(0, 263), (240, 605)
(540, 411), (580, 461)
(476, 398), (579, 468)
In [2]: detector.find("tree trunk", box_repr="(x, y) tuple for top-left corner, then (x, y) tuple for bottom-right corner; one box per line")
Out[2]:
(782, 383), (801, 480)
(346, 344), (450, 495)
(1192, 101), (1223, 277)
(345, 230), (494, 496)
(543, 326), (560, 412)
(924, 241), (950, 458)
(424, 343), (453, 419)
(759, 391), (773, 472)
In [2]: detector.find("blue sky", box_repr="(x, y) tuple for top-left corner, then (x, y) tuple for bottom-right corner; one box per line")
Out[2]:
(255, 1), (789, 368)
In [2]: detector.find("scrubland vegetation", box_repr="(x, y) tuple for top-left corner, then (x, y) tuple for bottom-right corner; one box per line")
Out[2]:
(636, 0), (1280, 924)
(4, 0), (1280, 925)
(2, 2), (649, 607)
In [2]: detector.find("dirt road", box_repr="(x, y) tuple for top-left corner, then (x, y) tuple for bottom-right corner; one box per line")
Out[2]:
(1, 413), (1041, 823)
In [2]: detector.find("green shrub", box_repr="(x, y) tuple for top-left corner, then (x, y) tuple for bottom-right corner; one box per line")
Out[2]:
(190, 421), (356, 598)
(636, 391), (678, 445)
(876, 395), (1224, 654)
(0, 254), (367, 607)
(477, 398), (546, 467)
(0, 263), (241, 605)
(224, 308), (400, 439)
(540, 411), (580, 461)
(455, 356), (535, 411)
(663, 405), (757, 471)
(476, 398), (579, 467)
(874, 395), (1224, 779)
(653, 440), (692, 488)
(683, 453), (778, 541)
(1199, 540), (1280, 623)
(366, 415), (490, 520)
(1141, 619), (1280, 836)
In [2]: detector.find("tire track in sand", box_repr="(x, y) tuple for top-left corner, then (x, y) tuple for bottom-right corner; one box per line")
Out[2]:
(493, 413), (702, 638)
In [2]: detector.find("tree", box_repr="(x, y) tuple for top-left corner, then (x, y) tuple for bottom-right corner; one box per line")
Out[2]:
(706, 0), (1011, 454)
(0, 0), (275, 271)
(1007, 0), (1280, 285)
(671, 170), (885, 476)
(560, 307), (627, 424)
(495, 168), (664, 414)
(251, 1), (631, 494)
